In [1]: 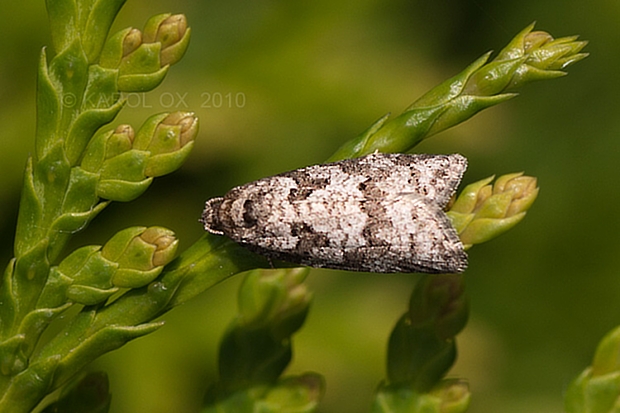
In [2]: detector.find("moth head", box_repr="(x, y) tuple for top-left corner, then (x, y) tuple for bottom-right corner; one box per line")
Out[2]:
(201, 197), (225, 235)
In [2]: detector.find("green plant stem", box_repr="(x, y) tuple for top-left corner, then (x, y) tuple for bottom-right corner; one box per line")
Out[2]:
(0, 235), (270, 413)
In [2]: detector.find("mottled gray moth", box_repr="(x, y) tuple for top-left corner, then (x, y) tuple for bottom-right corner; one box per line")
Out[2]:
(201, 153), (468, 274)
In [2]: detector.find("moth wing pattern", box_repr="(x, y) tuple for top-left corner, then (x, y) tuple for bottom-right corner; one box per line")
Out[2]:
(351, 152), (467, 208)
(366, 192), (467, 273)
(201, 152), (469, 274)
(240, 193), (466, 273)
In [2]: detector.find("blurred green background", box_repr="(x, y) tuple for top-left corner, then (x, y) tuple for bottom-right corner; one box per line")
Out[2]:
(1, 1), (618, 412)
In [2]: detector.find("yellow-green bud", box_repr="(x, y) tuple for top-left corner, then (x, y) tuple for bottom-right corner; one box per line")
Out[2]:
(44, 227), (179, 303)
(524, 31), (555, 51)
(122, 29), (143, 58)
(109, 14), (190, 92)
(85, 113), (197, 201)
(143, 14), (191, 67)
(101, 226), (178, 288)
(100, 28), (143, 70)
(154, 15), (185, 48)
(105, 125), (134, 159)
(133, 112), (198, 177)
(523, 31), (588, 71)
(151, 111), (198, 150)
(447, 173), (539, 248)
(117, 42), (168, 92)
(82, 113), (197, 201)
(80, 124), (154, 202)
(144, 227), (178, 267)
(495, 23), (589, 91)
(81, 125), (135, 173)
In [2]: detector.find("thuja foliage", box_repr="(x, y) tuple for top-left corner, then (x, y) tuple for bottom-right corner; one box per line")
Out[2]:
(0, 1), (600, 412)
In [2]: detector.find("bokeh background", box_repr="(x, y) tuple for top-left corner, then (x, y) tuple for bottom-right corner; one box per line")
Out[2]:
(1, 1), (618, 412)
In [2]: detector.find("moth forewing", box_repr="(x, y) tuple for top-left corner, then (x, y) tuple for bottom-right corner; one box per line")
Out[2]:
(202, 153), (468, 274)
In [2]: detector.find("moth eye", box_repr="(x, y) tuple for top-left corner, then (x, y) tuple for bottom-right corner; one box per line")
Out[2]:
(242, 199), (258, 227)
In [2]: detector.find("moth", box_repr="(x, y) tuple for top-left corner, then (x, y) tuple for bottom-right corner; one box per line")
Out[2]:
(201, 153), (468, 273)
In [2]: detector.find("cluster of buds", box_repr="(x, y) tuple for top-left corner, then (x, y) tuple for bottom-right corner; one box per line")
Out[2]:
(40, 226), (178, 306)
(447, 173), (539, 249)
(80, 111), (198, 202)
(489, 25), (589, 93)
(99, 14), (190, 92)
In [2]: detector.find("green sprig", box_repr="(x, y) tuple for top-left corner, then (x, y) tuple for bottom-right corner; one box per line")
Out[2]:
(329, 23), (587, 161)
(0, 1), (194, 411)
